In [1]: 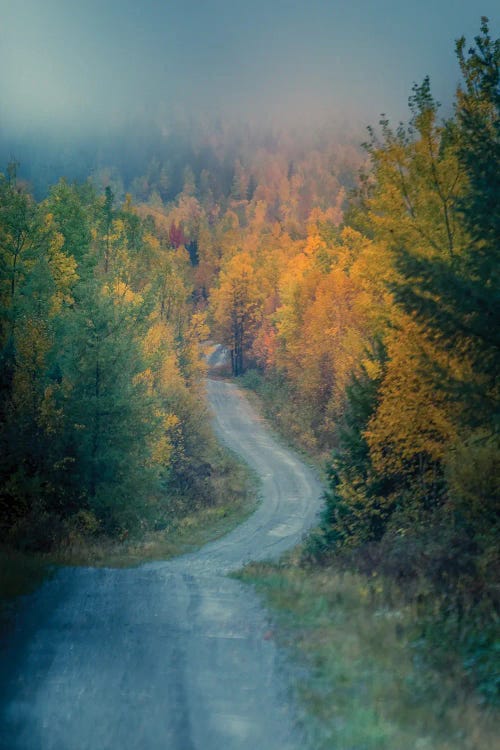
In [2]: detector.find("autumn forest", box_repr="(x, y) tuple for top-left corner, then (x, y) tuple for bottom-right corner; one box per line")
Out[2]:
(1, 16), (499, 722)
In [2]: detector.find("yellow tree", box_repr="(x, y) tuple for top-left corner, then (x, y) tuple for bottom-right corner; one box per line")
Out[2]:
(359, 82), (470, 485)
(211, 252), (262, 375)
(366, 80), (467, 262)
(365, 312), (460, 498)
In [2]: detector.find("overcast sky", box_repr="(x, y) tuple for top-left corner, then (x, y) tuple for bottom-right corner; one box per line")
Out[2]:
(0, 1), (498, 138)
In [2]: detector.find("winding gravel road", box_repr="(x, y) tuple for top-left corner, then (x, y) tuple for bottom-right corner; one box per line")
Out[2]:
(1, 375), (323, 750)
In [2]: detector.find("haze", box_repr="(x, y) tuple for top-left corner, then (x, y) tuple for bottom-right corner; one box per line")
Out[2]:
(3, 1), (499, 128)
(0, 0), (498, 184)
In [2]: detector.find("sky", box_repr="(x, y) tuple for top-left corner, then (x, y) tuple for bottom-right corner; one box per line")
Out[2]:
(0, 1), (498, 139)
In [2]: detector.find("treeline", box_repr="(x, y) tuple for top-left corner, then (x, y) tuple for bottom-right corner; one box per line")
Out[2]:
(201, 21), (498, 696)
(0, 168), (219, 550)
(4, 122), (362, 211)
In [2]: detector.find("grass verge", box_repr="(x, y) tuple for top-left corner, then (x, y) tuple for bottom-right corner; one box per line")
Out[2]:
(1, 445), (259, 623)
(238, 559), (498, 750)
(47, 446), (258, 568)
(238, 369), (327, 476)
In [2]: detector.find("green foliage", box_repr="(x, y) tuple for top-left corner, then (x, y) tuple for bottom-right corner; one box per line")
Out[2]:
(311, 342), (393, 555)
(45, 179), (93, 264)
(392, 19), (500, 430)
(0, 163), (39, 336)
(456, 17), (500, 249)
(51, 280), (158, 532)
(0, 165), (227, 552)
(240, 562), (499, 748)
(445, 432), (499, 529)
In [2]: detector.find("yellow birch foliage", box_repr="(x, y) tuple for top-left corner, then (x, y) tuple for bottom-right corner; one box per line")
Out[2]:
(43, 213), (78, 313)
(365, 312), (459, 476)
(367, 105), (468, 261)
(139, 318), (187, 473)
(11, 319), (52, 418)
(150, 411), (181, 467)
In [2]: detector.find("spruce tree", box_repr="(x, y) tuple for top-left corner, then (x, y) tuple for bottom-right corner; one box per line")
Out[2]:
(54, 279), (159, 532)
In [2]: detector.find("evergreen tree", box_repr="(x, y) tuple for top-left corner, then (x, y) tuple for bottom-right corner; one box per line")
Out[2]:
(100, 186), (115, 274)
(321, 341), (393, 548)
(45, 179), (93, 265)
(54, 279), (159, 532)
(392, 19), (499, 430)
(0, 163), (39, 341)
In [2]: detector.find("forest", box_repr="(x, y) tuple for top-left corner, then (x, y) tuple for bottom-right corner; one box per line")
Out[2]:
(1, 17), (498, 709)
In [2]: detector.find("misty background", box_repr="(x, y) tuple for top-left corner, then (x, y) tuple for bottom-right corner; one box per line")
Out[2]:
(0, 0), (498, 195)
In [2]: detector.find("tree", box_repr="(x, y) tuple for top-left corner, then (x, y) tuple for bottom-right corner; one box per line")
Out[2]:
(99, 186), (115, 274)
(365, 312), (458, 500)
(0, 171), (222, 549)
(169, 221), (186, 249)
(54, 280), (159, 531)
(0, 192), (77, 531)
(0, 164), (39, 333)
(273, 225), (389, 446)
(211, 253), (261, 376)
(392, 19), (500, 430)
(319, 341), (393, 549)
(365, 79), (467, 262)
(45, 179), (93, 265)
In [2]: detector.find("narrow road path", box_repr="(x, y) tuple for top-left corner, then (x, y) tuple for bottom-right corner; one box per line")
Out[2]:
(1, 378), (323, 750)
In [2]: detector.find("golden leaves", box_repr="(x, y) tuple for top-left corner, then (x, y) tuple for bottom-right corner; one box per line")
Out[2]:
(365, 313), (458, 474)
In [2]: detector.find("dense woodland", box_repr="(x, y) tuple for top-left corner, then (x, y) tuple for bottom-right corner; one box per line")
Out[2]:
(0, 162), (220, 547)
(1, 20), (498, 698)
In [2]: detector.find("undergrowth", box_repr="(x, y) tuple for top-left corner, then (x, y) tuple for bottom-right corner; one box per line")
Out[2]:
(239, 559), (499, 750)
(51, 446), (259, 567)
(239, 368), (499, 738)
(0, 444), (258, 618)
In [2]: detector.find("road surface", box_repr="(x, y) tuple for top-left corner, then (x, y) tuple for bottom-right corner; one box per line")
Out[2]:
(1, 376), (323, 750)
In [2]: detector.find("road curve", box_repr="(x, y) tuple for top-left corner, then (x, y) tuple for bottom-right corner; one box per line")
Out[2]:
(1, 378), (323, 750)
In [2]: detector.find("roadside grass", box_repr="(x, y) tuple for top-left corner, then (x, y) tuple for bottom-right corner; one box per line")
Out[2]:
(53, 450), (259, 568)
(238, 559), (498, 750)
(238, 369), (327, 476)
(1, 445), (259, 619)
(55, 458), (258, 568)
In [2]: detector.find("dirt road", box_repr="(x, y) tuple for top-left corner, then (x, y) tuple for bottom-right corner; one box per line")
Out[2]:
(1, 378), (322, 750)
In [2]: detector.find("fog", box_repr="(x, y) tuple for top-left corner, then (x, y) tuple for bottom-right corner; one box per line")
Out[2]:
(0, 0), (497, 188)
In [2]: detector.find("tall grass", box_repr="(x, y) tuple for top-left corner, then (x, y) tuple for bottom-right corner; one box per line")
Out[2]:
(239, 561), (498, 750)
